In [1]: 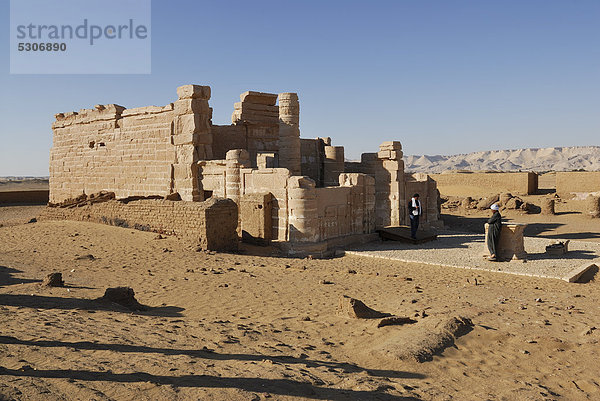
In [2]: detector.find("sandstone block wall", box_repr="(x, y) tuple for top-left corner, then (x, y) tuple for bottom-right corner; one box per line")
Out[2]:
(287, 173), (375, 244)
(241, 168), (291, 241)
(300, 138), (323, 184)
(240, 192), (273, 244)
(38, 198), (238, 251)
(49, 85), (214, 204)
(429, 172), (538, 196)
(556, 172), (600, 197)
(405, 173), (441, 227)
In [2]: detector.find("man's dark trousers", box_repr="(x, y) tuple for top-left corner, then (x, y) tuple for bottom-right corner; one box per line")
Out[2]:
(410, 214), (419, 239)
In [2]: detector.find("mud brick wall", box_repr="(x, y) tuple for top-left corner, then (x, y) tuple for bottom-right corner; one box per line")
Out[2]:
(430, 172), (538, 195)
(38, 198), (238, 251)
(556, 172), (600, 197)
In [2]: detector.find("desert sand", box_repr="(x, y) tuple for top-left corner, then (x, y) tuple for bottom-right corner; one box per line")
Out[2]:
(1, 200), (599, 400)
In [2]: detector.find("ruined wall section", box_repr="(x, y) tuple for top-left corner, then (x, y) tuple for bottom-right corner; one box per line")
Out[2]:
(241, 168), (291, 242)
(172, 85), (213, 201)
(211, 125), (247, 160)
(231, 91), (280, 167)
(430, 171), (538, 196)
(300, 138), (322, 184)
(556, 172), (600, 198)
(50, 104), (176, 203)
(346, 141), (442, 229)
(405, 173), (442, 228)
(315, 173), (375, 241)
(38, 198), (238, 251)
(49, 85), (212, 204)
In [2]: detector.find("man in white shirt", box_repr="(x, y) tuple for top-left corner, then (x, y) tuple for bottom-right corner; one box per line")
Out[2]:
(408, 193), (422, 239)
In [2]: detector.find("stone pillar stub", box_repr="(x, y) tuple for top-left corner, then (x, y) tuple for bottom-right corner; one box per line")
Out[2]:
(324, 146), (345, 186)
(172, 84), (213, 201)
(287, 176), (318, 242)
(485, 223), (528, 261)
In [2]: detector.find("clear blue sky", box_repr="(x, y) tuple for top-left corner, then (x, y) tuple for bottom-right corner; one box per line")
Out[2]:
(1, 0), (599, 176)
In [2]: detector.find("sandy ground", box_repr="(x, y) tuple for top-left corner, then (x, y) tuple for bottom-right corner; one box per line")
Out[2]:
(1, 206), (599, 400)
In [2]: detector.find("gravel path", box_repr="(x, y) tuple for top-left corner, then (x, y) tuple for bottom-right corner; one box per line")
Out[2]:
(347, 230), (600, 281)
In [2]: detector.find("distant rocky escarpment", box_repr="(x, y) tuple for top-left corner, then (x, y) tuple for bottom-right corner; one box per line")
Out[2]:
(403, 146), (600, 173)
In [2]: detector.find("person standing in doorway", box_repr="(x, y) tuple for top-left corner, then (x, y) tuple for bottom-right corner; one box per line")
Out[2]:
(408, 193), (421, 239)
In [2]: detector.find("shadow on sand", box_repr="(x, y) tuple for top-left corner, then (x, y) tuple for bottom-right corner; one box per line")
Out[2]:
(0, 335), (424, 400)
(0, 266), (41, 287)
(0, 335), (423, 380)
(0, 293), (184, 317)
(0, 366), (422, 400)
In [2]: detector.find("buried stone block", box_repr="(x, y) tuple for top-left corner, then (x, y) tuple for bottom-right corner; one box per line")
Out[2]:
(338, 295), (392, 319)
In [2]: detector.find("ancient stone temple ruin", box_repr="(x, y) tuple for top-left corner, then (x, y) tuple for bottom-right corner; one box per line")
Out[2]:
(47, 84), (442, 255)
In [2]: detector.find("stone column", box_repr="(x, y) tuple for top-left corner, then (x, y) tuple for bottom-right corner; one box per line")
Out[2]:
(172, 85), (212, 201)
(225, 149), (250, 205)
(371, 141), (404, 227)
(323, 146), (345, 186)
(278, 93), (302, 176)
(287, 176), (318, 242)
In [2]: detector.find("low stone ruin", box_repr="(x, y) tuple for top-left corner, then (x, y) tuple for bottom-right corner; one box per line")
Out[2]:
(484, 222), (528, 261)
(100, 287), (145, 311)
(42, 272), (64, 287)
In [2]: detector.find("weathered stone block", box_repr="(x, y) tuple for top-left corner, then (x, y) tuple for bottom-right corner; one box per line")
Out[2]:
(240, 91), (278, 105)
(177, 85), (211, 100)
(174, 98), (210, 115)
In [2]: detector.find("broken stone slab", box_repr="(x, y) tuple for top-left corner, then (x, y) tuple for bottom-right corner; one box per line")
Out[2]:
(499, 192), (513, 205)
(477, 194), (500, 210)
(239, 91), (278, 106)
(42, 272), (64, 287)
(338, 295), (392, 319)
(177, 85), (211, 100)
(562, 263), (598, 283)
(504, 197), (523, 210)
(377, 316), (417, 328)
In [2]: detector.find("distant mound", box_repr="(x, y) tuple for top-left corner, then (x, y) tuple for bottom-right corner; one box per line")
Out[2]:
(404, 146), (600, 173)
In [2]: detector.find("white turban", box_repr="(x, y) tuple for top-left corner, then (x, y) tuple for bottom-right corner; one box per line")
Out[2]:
(491, 203), (499, 211)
